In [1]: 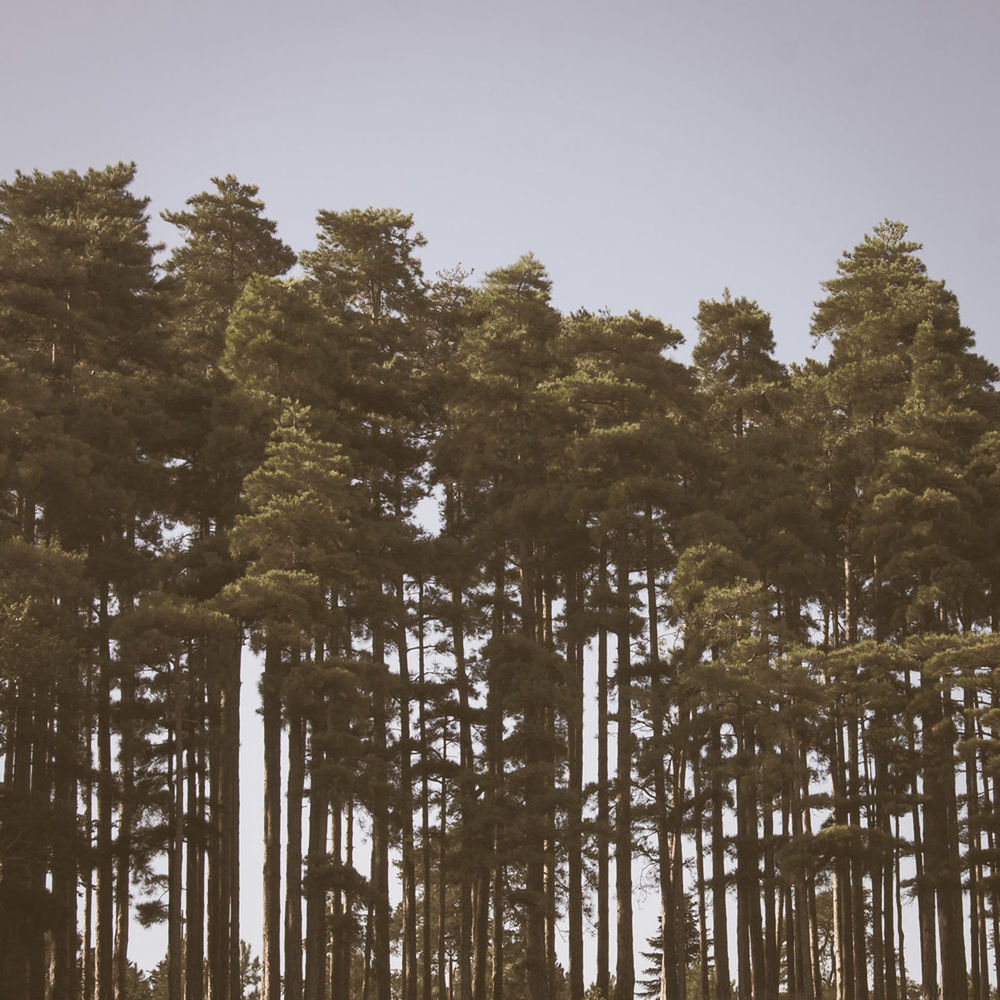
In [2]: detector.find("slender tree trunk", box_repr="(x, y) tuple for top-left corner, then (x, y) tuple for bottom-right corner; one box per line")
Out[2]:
(224, 631), (241, 1000)
(186, 684), (206, 1000)
(168, 660), (185, 1000)
(96, 590), (114, 1000)
(647, 536), (679, 1000)
(614, 554), (634, 1000)
(114, 629), (135, 1000)
(262, 640), (283, 1000)
(597, 544), (611, 1000)
(371, 620), (392, 1000)
(285, 705), (305, 1000)
(966, 686), (983, 1000)
(762, 790), (778, 1000)
(329, 798), (343, 1000)
(397, 577), (419, 1000)
(417, 585), (434, 1000)
(444, 487), (480, 1000)
(51, 662), (80, 1000)
(83, 676), (95, 1000)
(875, 746), (897, 1000)
(909, 704), (937, 999)
(894, 813), (907, 1000)
(567, 569), (585, 1000)
(305, 699), (328, 1000)
(694, 759), (711, 1000)
(832, 711), (855, 1000)
(922, 669), (967, 1000)
(186, 680), (206, 1000)
(671, 744), (687, 1000)
(207, 658), (223, 1000)
(489, 545), (506, 1000)
(710, 714), (731, 1000)
(520, 544), (548, 1000)
(791, 741), (815, 1000)
(439, 747), (449, 1000)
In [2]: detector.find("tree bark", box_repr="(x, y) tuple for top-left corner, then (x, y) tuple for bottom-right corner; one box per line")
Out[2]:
(285, 704), (305, 1000)
(261, 640), (283, 1000)
(597, 544), (611, 1000)
(614, 554), (634, 1000)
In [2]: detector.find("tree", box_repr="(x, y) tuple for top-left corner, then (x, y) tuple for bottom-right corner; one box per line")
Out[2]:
(162, 174), (294, 1000)
(302, 206), (430, 1000)
(812, 219), (1000, 1000)
(0, 162), (165, 1000)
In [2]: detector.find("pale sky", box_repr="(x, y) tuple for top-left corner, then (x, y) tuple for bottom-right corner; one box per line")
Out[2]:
(5, 0), (998, 976)
(5, 0), (998, 364)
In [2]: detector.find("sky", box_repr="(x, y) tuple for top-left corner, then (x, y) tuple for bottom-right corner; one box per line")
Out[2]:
(4, 0), (999, 366)
(4, 0), (999, 976)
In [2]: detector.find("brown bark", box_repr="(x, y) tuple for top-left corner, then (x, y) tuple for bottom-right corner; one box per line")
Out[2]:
(285, 705), (305, 1000)
(646, 536), (679, 1000)
(95, 592), (114, 1000)
(186, 688), (206, 1000)
(261, 640), (283, 1000)
(566, 570), (585, 1000)
(304, 700), (328, 1000)
(168, 662), (185, 1000)
(710, 717), (731, 1000)
(371, 621), (392, 1000)
(922, 672), (967, 1000)
(614, 554), (634, 1000)
(597, 544), (611, 1000)
(51, 667), (80, 1000)
(397, 579), (418, 1000)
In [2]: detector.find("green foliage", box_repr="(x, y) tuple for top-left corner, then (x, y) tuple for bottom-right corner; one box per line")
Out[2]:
(162, 174), (295, 367)
(4, 161), (1000, 1000)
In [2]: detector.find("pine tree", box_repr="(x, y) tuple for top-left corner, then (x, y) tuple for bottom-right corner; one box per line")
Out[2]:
(163, 174), (294, 1000)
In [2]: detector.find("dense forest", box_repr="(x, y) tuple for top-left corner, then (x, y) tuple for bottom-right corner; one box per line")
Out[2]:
(1, 162), (999, 1000)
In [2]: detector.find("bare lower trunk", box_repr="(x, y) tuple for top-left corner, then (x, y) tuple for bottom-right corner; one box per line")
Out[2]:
(96, 593), (114, 1000)
(168, 664), (185, 1000)
(597, 546), (611, 1000)
(567, 572), (585, 1000)
(397, 581), (418, 1000)
(614, 556), (634, 1000)
(304, 704), (328, 1000)
(261, 641), (283, 1000)
(285, 708), (305, 1000)
(711, 717), (731, 1000)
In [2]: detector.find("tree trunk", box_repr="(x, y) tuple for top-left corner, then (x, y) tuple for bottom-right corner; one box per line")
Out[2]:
(186, 680), (206, 1000)
(114, 634), (134, 1000)
(520, 543), (548, 1000)
(285, 704), (305, 1000)
(566, 570), (585, 1000)
(614, 554), (634, 1000)
(96, 591), (114, 1000)
(597, 544), (611, 1000)
(710, 716), (731, 1000)
(304, 699), (328, 1000)
(397, 578), (419, 1000)
(371, 620), (392, 1000)
(224, 631), (241, 1000)
(417, 585), (434, 1000)
(262, 640), (283, 1000)
(647, 538), (679, 1000)
(51, 663), (80, 1000)
(168, 660), (185, 1000)
(694, 758), (711, 1000)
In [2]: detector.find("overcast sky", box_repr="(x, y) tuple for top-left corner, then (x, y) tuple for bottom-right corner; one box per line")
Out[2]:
(5, 0), (998, 974)
(5, 0), (998, 365)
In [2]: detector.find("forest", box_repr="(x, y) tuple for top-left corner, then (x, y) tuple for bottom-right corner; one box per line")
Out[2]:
(1, 162), (998, 1000)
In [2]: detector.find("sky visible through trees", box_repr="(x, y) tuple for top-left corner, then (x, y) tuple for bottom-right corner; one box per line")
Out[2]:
(2, 162), (1000, 1000)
